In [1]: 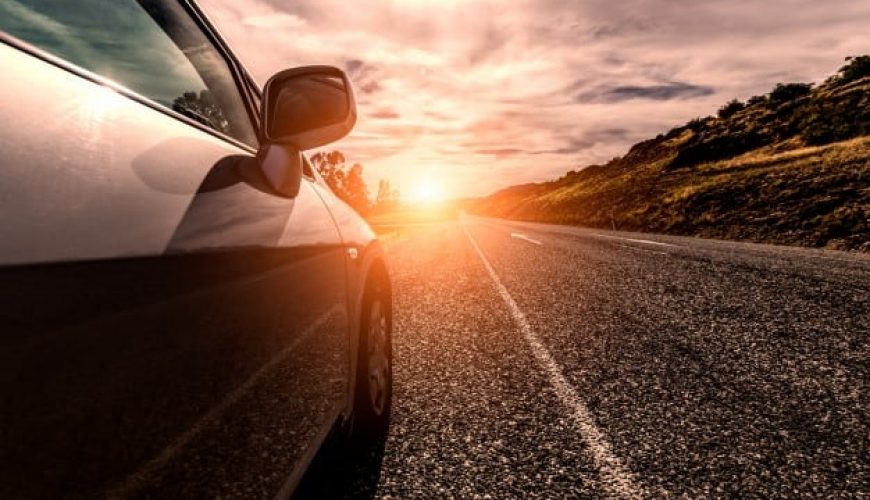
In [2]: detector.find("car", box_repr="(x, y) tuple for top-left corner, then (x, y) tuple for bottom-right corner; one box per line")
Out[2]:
(0, 0), (392, 497)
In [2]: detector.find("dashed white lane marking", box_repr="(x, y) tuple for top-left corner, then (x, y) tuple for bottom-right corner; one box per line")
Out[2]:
(464, 226), (645, 499)
(511, 232), (543, 245)
(107, 306), (342, 499)
(593, 233), (676, 248)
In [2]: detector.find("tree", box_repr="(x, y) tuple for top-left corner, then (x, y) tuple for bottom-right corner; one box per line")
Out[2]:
(309, 150), (371, 215)
(837, 55), (870, 84)
(172, 90), (229, 134)
(374, 180), (392, 213)
(374, 180), (402, 213)
(376, 180), (390, 205)
(746, 94), (767, 107)
(344, 163), (371, 215)
(717, 99), (745, 119)
(687, 116), (709, 132)
(768, 83), (812, 106)
(310, 150), (347, 194)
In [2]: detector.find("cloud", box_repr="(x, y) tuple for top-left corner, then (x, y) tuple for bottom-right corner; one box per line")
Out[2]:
(242, 12), (306, 29)
(577, 82), (715, 103)
(370, 108), (401, 120)
(475, 148), (524, 158)
(199, 0), (870, 197)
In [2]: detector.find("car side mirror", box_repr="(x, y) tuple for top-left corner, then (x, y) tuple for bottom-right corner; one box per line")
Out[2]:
(261, 65), (357, 150)
(256, 66), (357, 198)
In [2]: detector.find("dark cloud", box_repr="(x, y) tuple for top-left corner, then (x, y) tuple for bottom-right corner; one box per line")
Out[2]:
(468, 24), (509, 64)
(359, 81), (382, 95)
(533, 129), (632, 155)
(344, 59), (365, 73)
(344, 59), (382, 95)
(577, 82), (715, 103)
(589, 19), (656, 40)
(603, 53), (627, 66)
(593, 128), (632, 140)
(563, 78), (590, 93)
(476, 148), (524, 158)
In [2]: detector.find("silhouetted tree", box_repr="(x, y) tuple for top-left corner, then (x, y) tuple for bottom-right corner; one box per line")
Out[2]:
(172, 90), (229, 133)
(687, 116), (710, 132)
(310, 150), (371, 215)
(717, 99), (745, 119)
(344, 163), (371, 215)
(746, 94), (767, 107)
(374, 179), (401, 213)
(310, 150), (347, 194)
(768, 83), (812, 106)
(837, 55), (870, 84)
(374, 180), (391, 212)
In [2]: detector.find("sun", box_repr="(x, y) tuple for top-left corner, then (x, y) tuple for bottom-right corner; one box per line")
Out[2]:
(409, 179), (445, 204)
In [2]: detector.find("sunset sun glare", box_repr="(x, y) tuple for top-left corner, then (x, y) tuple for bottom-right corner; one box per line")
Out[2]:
(409, 179), (445, 204)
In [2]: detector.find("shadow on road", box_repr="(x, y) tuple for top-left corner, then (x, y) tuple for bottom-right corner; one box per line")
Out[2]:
(292, 435), (387, 499)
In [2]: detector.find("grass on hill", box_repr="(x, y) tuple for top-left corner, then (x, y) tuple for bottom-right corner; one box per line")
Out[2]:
(469, 57), (870, 252)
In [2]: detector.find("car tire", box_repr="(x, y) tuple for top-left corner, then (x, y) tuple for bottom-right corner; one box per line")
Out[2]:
(352, 277), (392, 442)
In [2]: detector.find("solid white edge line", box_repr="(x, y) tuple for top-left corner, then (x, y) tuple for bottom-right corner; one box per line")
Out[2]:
(464, 225), (645, 499)
(511, 232), (543, 245)
(592, 233), (676, 247)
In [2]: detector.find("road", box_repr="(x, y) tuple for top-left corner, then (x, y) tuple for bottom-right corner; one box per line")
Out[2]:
(297, 215), (870, 498)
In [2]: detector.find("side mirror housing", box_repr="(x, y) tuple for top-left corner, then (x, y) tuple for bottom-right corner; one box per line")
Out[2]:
(256, 66), (355, 198)
(261, 65), (357, 150)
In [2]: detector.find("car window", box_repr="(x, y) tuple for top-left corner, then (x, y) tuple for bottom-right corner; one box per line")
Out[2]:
(0, 0), (258, 147)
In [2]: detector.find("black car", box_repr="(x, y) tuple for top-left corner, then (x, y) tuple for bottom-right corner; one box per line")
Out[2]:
(0, 0), (392, 497)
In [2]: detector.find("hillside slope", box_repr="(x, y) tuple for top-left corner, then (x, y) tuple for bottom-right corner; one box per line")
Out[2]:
(470, 58), (870, 251)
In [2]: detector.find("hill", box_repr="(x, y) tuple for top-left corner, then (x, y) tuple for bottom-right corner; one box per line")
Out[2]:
(469, 56), (870, 251)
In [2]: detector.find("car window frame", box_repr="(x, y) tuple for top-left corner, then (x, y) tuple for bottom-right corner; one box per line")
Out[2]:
(0, 0), (262, 154)
(181, 0), (263, 145)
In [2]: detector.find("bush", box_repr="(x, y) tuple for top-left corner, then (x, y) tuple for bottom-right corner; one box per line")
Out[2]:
(837, 55), (870, 84)
(746, 95), (767, 106)
(798, 93), (870, 145)
(768, 83), (812, 106)
(687, 116), (709, 132)
(671, 130), (767, 168)
(717, 99), (746, 119)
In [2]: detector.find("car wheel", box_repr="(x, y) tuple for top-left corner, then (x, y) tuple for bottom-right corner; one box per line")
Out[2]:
(353, 278), (392, 440)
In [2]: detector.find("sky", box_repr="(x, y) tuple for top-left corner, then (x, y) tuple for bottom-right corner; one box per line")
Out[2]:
(199, 0), (870, 199)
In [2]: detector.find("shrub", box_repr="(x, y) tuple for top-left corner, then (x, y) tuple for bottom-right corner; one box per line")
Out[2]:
(768, 83), (812, 106)
(671, 130), (767, 168)
(687, 116), (709, 132)
(798, 94), (870, 145)
(718, 99), (746, 119)
(837, 55), (870, 84)
(746, 95), (767, 106)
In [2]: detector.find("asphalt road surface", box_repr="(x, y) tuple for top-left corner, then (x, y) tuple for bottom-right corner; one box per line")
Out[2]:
(297, 215), (870, 498)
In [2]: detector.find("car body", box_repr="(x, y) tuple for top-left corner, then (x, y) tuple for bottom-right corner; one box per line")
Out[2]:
(0, 0), (392, 497)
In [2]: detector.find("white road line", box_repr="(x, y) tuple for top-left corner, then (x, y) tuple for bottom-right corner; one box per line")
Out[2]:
(107, 306), (342, 499)
(615, 242), (668, 256)
(593, 233), (676, 248)
(511, 232), (543, 245)
(464, 226), (645, 499)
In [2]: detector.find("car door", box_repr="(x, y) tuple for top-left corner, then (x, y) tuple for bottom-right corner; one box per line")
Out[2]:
(0, 1), (350, 498)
